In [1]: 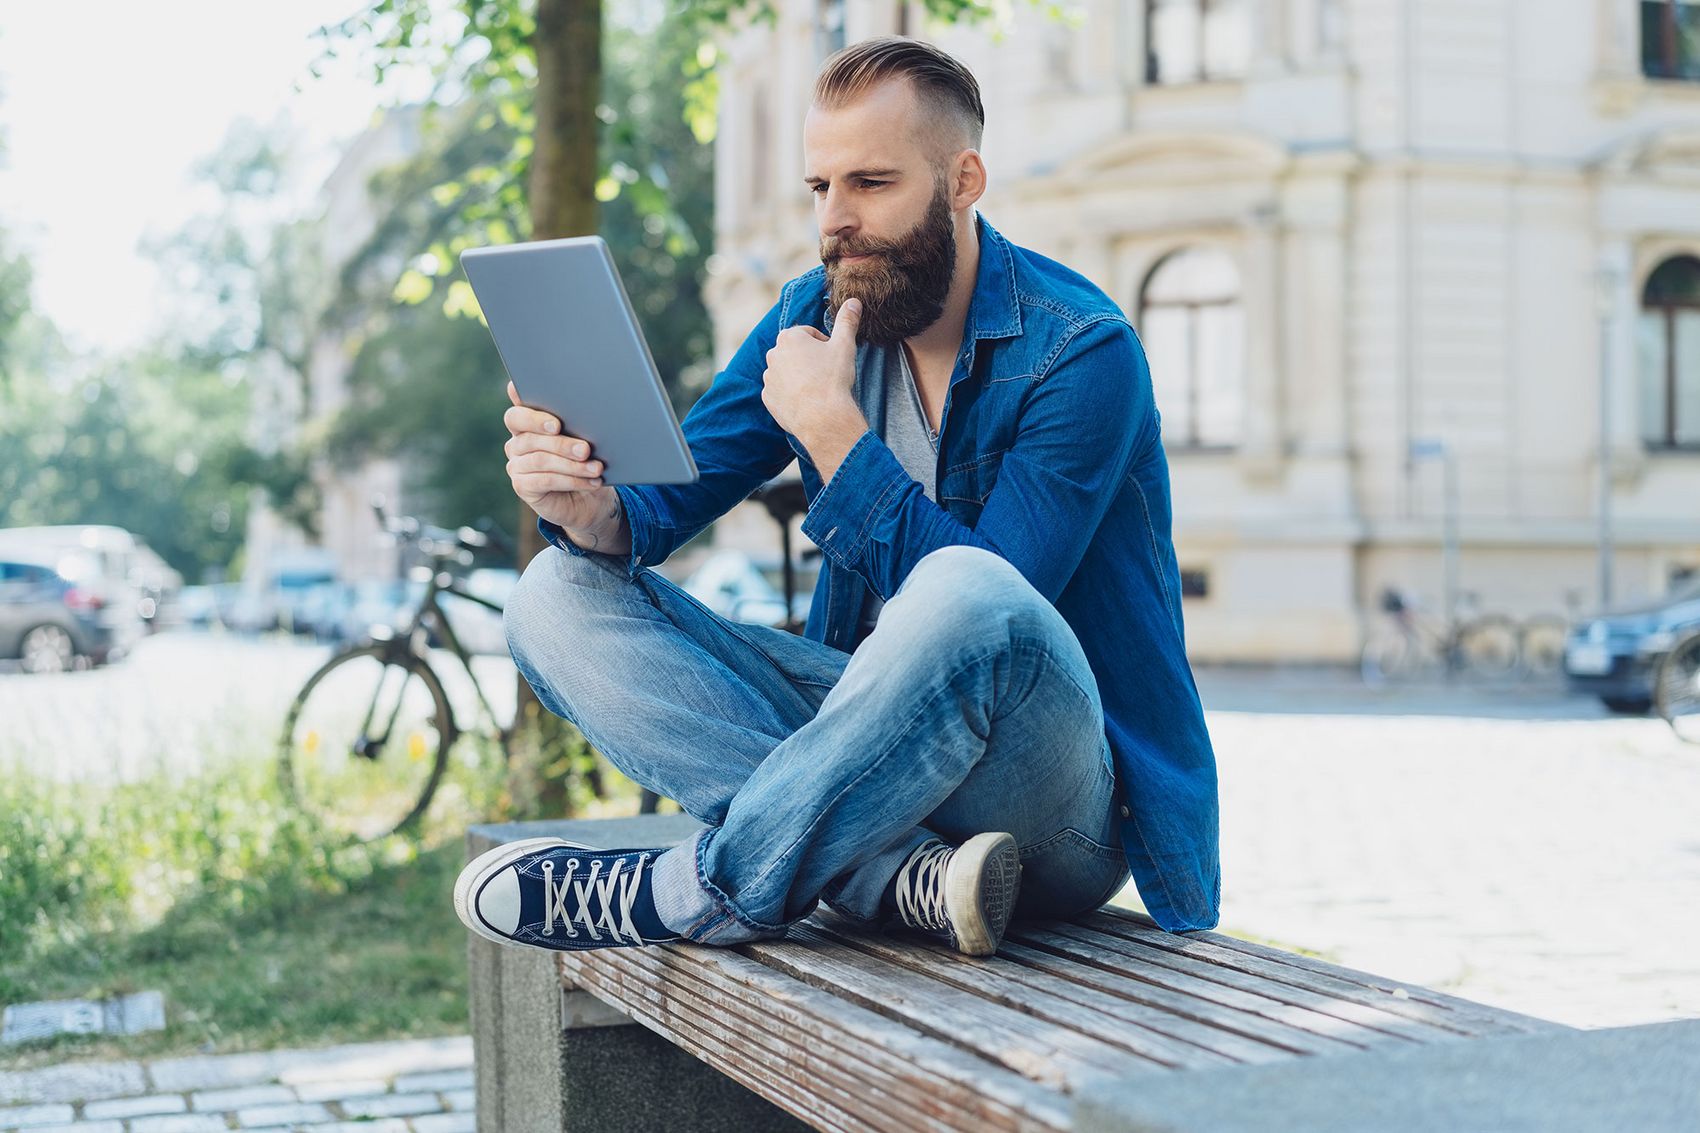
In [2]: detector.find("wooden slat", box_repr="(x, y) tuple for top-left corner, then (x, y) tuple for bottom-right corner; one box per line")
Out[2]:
(1081, 910), (1560, 1038)
(1009, 921), (1457, 1045)
(567, 961), (933, 1133)
(741, 933), (1168, 1087)
(800, 915), (1290, 1067)
(560, 943), (1072, 1132)
(1095, 908), (1565, 1035)
(990, 935), (1383, 1057)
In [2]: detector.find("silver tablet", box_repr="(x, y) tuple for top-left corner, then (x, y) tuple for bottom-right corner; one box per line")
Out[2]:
(460, 235), (699, 485)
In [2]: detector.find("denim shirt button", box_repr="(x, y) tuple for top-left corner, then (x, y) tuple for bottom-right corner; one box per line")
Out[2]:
(1119, 804), (1131, 819)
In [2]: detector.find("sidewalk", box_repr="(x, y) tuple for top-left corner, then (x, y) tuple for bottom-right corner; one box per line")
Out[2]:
(0, 1036), (473, 1133)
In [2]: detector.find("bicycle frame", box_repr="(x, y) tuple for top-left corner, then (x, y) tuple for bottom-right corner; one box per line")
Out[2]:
(370, 567), (513, 750)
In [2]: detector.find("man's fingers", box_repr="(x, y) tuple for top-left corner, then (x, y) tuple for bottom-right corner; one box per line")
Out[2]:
(503, 404), (565, 438)
(507, 380), (521, 407)
(504, 443), (603, 479)
(511, 471), (603, 496)
(831, 297), (862, 346)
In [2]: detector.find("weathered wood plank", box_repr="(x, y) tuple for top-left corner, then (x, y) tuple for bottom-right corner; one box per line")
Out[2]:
(1010, 922), (1456, 1044)
(561, 943), (1072, 1132)
(741, 930), (1171, 1088)
(1081, 911), (1553, 1037)
(800, 915), (1288, 1067)
(1093, 908), (1564, 1034)
(988, 934), (1383, 1057)
(572, 949), (1010, 1133)
(566, 962), (932, 1133)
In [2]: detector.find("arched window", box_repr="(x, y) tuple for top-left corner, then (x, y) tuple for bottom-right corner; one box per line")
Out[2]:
(1138, 246), (1244, 449)
(1639, 254), (1700, 449)
(1145, 0), (1251, 84)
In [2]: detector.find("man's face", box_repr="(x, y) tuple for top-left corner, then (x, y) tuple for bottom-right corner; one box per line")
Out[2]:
(804, 80), (960, 346)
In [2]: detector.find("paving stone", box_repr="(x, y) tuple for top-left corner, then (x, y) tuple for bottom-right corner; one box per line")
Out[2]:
(336, 1094), (438, 1119)
(81, 1096), (186, 1120)
(127, 1116), (229, 1133)
(188, 1087), (294, 1113)
(232, 1103), (330, 1128)
(0, 1104), (74, 1129)
(27, 1123), (124, 1133)
(318, 1121), (410, 1133)
(389, 1071), (472, 1095)
(439, 1090), (475, 1113)
(287, 1081), (387, 1104)
(0, 1065), (147, 1107)
(409, 1114), (475, 1133)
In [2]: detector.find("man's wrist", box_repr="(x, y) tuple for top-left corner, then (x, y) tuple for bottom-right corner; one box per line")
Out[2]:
(562, 487), (624, 552)
(800, 403), (871, 484)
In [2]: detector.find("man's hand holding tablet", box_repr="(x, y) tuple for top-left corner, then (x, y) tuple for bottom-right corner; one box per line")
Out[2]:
(502, 380), (631, 555)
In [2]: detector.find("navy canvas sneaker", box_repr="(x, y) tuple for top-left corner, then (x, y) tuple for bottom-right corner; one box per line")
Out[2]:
(892, 832), (1022, 957)
(454, 836), (682, 950)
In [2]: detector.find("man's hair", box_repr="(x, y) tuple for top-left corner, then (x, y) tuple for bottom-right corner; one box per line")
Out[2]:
(812, 36), (985, 163)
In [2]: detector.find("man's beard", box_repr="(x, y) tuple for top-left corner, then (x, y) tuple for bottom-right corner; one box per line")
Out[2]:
(821, 178), (958, 346)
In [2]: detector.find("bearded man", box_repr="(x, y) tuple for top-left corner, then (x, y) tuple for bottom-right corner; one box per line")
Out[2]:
(455, 35), (1220, 957)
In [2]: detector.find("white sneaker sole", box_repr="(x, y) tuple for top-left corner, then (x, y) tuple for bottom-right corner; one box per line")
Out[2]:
(943, 831), (1022, 956)
(453, 835), (577, 948)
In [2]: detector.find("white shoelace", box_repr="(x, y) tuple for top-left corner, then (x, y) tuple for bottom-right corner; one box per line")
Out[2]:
(538, 854), (647, 944)
(895, 840), (953, 933)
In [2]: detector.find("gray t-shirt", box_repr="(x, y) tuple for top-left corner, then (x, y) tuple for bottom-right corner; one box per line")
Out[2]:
(856, 343), (938, 642)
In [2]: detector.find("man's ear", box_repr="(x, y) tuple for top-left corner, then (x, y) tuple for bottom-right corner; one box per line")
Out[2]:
(949, 149), (988, 211)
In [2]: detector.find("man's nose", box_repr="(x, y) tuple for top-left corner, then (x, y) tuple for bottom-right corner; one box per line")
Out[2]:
(817, 189), (858, 244)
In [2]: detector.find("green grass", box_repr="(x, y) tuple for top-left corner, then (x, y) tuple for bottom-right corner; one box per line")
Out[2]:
(0, 712), (627, 1072)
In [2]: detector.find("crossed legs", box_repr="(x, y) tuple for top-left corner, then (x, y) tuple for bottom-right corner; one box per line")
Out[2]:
(503, 542), (1128, 945)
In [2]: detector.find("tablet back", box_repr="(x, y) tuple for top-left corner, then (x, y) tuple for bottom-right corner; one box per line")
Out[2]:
(460, 235), (698, 486)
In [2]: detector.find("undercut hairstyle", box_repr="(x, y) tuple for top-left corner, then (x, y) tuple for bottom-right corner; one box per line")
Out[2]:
(812, 35), (985, 167)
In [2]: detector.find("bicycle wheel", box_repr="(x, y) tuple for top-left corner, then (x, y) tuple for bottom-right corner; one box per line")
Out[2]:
(1457, 616), (1521, 678)
(1518, 614), (1569, 679)
(279, 643), (453, 840)
(1655, 631), (1700, 745)
(1361, 630), (1417, 685)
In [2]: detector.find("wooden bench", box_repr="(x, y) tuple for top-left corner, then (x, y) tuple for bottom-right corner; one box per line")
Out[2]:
(466, 815), (1700, 1133)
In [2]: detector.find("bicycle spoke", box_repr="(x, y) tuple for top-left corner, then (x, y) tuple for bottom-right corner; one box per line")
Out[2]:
(282, 649), (448, 840)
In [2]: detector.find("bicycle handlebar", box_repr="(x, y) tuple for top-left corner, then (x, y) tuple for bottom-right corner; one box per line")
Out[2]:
(370, 498), (513, 566)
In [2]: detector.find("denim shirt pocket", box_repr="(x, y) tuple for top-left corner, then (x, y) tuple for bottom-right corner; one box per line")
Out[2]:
(938, 448), (1007, 527)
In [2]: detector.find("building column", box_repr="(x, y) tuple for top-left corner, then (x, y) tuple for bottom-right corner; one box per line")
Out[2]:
(1240, 206), (1285, 481)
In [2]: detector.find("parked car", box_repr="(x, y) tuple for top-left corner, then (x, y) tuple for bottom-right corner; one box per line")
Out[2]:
(339, 577), (429, 644)
(1565, 578), (1700, 713)
(171, 584), (224, 629)
(0, 525), (180, 632)
(0, 550), (131, 672)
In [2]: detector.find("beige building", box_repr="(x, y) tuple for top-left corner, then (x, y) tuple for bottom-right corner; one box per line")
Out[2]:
(703, 0), (1700, 661)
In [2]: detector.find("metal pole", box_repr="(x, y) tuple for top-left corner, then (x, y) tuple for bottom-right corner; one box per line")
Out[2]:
(1442, 442), (1460, 680)
(1596, 269), (1616, 609)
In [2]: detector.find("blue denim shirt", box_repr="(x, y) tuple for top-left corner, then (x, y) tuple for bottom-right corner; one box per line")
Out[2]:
(540, 212), (1221, 932)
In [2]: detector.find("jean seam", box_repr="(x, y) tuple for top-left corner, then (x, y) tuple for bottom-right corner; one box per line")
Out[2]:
(692, 826), (794, 935)
(738, 643), (1012, 900)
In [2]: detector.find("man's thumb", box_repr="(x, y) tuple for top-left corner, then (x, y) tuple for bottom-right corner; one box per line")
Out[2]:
(833, 297), (862, 343)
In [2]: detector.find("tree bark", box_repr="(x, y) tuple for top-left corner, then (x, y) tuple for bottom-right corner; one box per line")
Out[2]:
(513, 0), (604, 811)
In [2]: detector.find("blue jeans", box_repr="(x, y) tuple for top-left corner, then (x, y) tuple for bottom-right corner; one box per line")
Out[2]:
(504, 542), (1130, 945)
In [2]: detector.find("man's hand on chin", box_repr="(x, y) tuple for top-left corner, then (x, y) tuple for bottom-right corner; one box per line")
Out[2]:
(761, 297), (871, 484)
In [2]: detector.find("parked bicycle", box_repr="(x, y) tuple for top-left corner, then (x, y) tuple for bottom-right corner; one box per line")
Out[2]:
(1360, 587), (1521, 684)
(1655, 625), (1700, 744)
(277, 503), (516, 840)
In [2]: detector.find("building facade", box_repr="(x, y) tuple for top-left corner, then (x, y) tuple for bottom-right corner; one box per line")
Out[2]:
(704, 0), (1700, 661)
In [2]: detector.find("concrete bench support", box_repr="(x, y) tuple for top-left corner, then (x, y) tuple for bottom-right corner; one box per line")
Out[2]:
(466, 817), (807, 1133)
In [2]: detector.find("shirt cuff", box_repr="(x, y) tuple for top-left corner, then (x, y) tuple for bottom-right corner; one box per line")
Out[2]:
(798, 429), (908, 571)
(534, 485), (657, 580)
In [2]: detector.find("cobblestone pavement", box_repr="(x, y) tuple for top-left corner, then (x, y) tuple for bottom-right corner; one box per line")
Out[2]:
(1144, 667), (1700, 1031)
(0, 1037), (473, 1133)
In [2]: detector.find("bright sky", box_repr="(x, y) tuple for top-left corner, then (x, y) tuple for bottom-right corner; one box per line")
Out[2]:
(0, 1), (429, 355)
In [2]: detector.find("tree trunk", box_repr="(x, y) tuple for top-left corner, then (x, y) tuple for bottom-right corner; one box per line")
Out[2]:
(512, 0), (604, 814)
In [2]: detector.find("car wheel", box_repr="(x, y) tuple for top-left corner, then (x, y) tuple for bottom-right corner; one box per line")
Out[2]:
(1600, 695), (1652, 715)
(19, 624), (76, 674)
